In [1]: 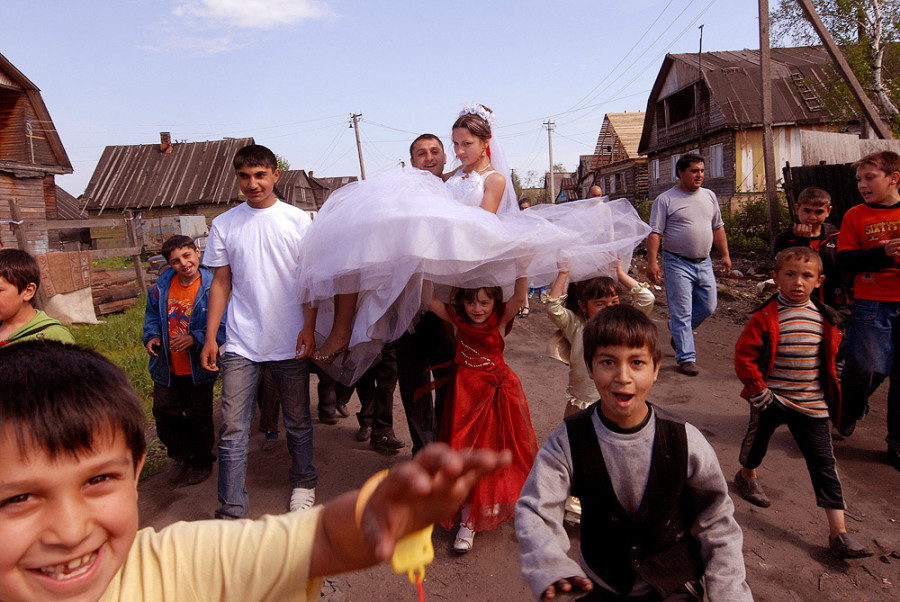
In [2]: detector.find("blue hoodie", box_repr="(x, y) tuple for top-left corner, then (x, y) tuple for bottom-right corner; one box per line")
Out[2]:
(142, 265), (225, 386)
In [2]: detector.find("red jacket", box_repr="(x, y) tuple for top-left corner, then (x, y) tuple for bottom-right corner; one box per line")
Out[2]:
(734, 295), (842, 423)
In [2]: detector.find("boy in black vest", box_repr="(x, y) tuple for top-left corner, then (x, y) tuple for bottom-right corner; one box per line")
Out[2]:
(516, 306), (751, 601)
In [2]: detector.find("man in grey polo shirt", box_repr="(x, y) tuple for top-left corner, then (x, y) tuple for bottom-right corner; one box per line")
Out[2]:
(646, 153), (731, 376)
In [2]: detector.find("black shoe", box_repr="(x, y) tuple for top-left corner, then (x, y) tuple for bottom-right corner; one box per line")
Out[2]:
(838, 420), (856, 438)
(167, 460), (188, 483)
(733, 471), (771, 507)
(336, 403), (351, 418)
(319, 413), (338, 425)
(887, 449), (900, 471)
(678, 361), (700, 376)
(185, 464), (213, 485)
(370, 434), (405, 454)
(262, 432), (278, 452)
(829, 532), (874, 559)
(355, 425), (372, 442)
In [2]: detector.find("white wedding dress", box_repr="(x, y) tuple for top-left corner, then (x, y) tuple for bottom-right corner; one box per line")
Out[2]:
(297, 167), (650, 383)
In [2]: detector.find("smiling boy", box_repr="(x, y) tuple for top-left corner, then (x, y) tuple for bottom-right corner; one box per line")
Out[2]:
(142, 235), (225, 486)
(516, 305), (750, 601)
(0, 341), (510, 602)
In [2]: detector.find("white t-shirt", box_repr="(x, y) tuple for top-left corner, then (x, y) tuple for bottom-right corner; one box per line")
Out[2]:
(204, 200), (312, 361)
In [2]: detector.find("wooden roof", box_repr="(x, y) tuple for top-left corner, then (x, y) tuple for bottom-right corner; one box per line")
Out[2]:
(639, 46), (839, 153)
(276, 171), (356, 211)
(591, 112), (645, 169)
(81, 136), (253, 213)
(54, 186), (85, 220)
(0, 52), (72, 175)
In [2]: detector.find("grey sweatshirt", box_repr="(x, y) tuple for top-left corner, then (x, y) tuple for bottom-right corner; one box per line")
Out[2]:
(515, 406), (752, 600)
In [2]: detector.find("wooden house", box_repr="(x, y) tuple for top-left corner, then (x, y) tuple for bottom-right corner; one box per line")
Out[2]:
(80, 134), (253, 221)
(638, 47), (848, 209)
(544, 170), (575, 203)
(0, 52), (73, 252)
(277, 170), (356, 213)
(589, 112), (648, 203)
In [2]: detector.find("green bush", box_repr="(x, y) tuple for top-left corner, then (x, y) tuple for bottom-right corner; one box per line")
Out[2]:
(722, 197), (791, 256)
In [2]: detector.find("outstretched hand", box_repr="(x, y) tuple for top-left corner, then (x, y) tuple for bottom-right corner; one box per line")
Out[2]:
(360, 444), (512, 562)
(541, 576), (593, 600)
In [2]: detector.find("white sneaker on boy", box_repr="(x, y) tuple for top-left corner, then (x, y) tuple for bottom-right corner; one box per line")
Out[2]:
(289, 487), (316, 512)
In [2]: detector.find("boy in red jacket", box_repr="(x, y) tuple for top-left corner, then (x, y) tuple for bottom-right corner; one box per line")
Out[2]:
(733, 247), (872, 559)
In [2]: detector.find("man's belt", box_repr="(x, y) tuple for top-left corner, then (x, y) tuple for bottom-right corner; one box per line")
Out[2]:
(663, 250), (708, 264)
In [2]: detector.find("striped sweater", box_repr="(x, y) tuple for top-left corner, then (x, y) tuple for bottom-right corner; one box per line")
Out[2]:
(766, 294), (827, 417)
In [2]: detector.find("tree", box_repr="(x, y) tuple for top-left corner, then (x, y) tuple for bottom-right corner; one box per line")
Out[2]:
(276, 154), (291, 172)
(771, 0), (900, 135)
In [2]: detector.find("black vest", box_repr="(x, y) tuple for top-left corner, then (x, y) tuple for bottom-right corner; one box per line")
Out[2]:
(565, 404), (703, 598)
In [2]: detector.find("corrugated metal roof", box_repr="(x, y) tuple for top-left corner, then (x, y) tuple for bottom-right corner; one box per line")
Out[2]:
(81, 137), (253, 213)
(639, 46), (839, 153)
(55, 186), (85, 220)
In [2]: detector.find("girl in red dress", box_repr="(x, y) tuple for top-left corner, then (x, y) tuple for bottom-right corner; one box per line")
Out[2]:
(426, 278), (538, 552)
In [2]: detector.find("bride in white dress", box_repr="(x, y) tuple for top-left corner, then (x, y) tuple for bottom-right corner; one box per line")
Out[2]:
(299, 104), (649, 383)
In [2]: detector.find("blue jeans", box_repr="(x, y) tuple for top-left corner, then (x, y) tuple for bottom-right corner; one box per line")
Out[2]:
(662, 251), (717, 364)
(216, 353), (316, 519)
(840, 299), (900, 452)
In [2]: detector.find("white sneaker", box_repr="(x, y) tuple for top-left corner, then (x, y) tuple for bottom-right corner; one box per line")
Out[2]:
(289, 487), (316, 512)
(453, 524), (475, 553)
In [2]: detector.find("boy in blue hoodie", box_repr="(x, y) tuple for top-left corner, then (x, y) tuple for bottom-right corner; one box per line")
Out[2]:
(143, 235), (225, 485)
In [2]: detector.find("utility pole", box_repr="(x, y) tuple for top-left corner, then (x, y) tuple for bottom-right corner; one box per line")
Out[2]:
(696, 25), (704, 150)
(795, 0), (893, 139)
(350, 113), (366, 180)
(545, 120), (555, 204)
(759, 0), (780, 251)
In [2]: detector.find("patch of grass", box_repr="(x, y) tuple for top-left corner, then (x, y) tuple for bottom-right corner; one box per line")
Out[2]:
(71, 296), (153, 416)
(91, 256), (142, 271)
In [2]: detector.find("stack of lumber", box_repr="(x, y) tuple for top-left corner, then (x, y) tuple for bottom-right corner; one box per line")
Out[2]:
(91, 268), (156, 315)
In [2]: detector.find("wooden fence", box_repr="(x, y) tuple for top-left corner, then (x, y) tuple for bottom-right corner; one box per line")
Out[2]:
(7, 198), (147, 313)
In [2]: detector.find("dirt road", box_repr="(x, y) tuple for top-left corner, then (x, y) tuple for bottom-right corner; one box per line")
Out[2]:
(138, 296), (899, 601)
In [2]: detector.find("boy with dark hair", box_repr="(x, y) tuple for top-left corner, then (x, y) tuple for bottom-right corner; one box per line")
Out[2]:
(0, 340), (510, 602)
(774, 187), (845, 309)
(733, 246), (872, 559)
(143, 235), (225, 486)
(0, 248), (73, 346)
(516, 305), (750, 601)
(836, 150), (900, 469)
(201, 144), (319, 518)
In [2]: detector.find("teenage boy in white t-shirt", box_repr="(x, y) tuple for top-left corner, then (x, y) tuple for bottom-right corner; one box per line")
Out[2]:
(201, 144), (318, 519)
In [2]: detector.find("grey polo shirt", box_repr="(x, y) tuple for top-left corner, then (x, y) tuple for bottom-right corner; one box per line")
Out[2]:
(649, 186), (724, 259)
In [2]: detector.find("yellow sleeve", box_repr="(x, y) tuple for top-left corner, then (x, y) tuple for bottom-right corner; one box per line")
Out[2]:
(101, 507), (323, 602)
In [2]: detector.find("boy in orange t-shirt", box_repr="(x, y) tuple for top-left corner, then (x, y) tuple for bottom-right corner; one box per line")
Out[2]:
(836, 151), (900, 470)
(143, 235), (225, 485)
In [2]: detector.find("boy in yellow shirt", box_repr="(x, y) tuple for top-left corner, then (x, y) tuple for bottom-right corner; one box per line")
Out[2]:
(0, 341), (509, 602)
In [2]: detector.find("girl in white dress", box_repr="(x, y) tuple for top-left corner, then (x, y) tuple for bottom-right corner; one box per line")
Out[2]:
(299, 104), (649, 384)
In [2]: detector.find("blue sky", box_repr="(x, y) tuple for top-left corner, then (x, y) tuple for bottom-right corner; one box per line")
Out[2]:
(5, 0), (763, 196)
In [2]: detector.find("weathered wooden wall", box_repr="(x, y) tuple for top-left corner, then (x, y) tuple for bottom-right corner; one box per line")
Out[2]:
(1, 173), (49, 252)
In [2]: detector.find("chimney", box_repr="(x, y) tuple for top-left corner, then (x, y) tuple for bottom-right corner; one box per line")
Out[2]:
(308, 171), (314, 178)
(160, 132), (173, 154)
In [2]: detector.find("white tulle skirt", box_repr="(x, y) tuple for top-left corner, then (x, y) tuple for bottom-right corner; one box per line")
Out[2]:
(298, 168), (650, 383)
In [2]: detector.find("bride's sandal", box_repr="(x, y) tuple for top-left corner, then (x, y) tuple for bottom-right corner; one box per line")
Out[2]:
(311, 345), (349, 366)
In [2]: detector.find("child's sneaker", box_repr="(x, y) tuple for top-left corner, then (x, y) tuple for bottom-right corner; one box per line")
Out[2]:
(262, 431), (278, 452)
(453, 524), (475, 553)
(733, 470), (771, 507)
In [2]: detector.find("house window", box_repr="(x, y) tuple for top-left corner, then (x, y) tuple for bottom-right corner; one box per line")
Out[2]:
(609, 174), (616, 194)
(708, 144), (724, 178)
(651, 159), (659, 183)
(616, 172), (625, 193)
(671, 154), (681, 181)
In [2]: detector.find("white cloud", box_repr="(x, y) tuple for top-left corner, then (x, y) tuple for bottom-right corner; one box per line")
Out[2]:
(172, 0), (332, 30)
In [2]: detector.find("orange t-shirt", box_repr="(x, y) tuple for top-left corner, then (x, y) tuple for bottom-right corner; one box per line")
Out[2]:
(167, 277), (201, 376)
(837, 203), (900, 301)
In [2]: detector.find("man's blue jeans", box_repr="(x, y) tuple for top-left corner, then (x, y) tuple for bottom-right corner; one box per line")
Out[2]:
(840, 299), (900, 452)
(216, 353), (317, 519)
(662, 251), (717, 364)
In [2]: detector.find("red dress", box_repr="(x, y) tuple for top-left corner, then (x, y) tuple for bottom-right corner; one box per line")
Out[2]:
(439, 304), (538, 532)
